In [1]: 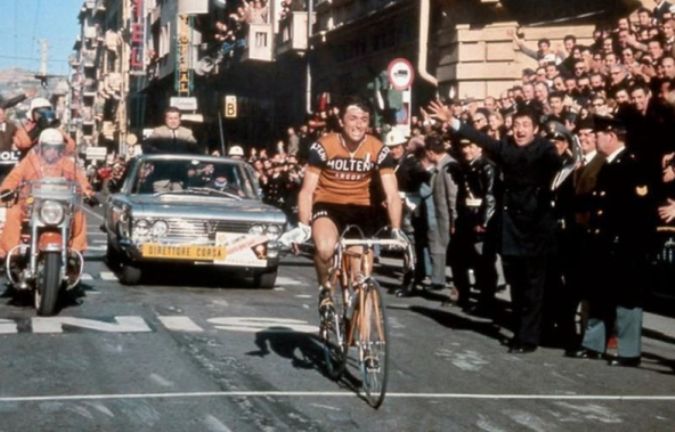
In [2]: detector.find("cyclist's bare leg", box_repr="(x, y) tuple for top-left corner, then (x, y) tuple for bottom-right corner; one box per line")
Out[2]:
(312, 217), (339, 289)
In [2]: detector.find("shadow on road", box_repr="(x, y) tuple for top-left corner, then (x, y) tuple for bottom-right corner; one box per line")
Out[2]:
(246, 329), (363, 398)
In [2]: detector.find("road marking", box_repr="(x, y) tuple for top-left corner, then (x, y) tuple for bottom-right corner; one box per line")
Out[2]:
(82, 206), (105, 221)
(294, 294), (312, 299)
(275, 276), (302, 286)
(31, 316), (152, 334)
(1, 391), (674, 403)
(81, 273), (94, 281)
(99, 271), (118, 281)
(157, 315), (204, 332)
(0, 319), (18, 334)
(86, 245), (107, 252)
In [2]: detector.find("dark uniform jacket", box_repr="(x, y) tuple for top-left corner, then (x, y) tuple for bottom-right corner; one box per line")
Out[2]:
(457, 125), (562, 256)
(587, 148), (655, 306)
(457, 156), (498, 231)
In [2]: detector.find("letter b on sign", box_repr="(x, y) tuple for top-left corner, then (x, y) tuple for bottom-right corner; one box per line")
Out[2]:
(224, 95), (237, 118)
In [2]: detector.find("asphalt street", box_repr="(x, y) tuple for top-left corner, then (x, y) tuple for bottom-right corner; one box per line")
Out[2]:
(0, 208), (673, 432)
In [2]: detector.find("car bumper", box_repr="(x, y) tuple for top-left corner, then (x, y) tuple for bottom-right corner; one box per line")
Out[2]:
(118, 239), (281, 271)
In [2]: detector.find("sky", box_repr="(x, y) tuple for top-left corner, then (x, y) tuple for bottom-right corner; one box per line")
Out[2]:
(0, 0), (83, 75)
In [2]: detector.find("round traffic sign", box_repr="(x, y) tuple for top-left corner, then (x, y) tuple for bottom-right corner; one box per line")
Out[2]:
(387, 58), (415, 90)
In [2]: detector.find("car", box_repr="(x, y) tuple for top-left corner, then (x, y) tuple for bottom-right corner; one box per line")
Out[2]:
(103, 153), (287, 288)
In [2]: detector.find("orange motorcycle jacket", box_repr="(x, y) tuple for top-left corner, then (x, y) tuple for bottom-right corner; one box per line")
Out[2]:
(306, 132), (395, 206)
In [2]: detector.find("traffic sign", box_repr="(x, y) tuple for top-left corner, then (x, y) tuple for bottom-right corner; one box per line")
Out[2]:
(224, 95), (237, 118)
(387, 58), (415, 90)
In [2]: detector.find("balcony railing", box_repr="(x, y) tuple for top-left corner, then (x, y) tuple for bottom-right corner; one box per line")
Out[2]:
(276, 12), (312, 56)
(241, 24), (274, 62)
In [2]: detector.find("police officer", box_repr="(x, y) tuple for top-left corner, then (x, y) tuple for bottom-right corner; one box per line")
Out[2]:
(451, 138), (499, 314)
(570, 116), (655, 367)
(544, 121), (580, 349)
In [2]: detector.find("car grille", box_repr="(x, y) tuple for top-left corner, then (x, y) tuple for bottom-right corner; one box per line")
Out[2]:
(166, 218), (253, 239)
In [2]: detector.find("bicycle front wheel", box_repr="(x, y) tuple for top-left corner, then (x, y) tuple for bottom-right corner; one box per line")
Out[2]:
(360, 278), (389, 408)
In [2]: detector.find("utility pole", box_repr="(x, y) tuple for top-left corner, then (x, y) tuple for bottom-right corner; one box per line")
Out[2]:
(39, 39), (48, 77)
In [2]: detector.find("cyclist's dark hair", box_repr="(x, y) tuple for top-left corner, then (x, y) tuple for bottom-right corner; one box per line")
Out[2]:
(339, 96), (372, 118)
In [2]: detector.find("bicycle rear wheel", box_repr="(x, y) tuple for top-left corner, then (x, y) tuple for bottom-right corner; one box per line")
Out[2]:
(320, 272), (346, 379)
(359, 278), (389, 408)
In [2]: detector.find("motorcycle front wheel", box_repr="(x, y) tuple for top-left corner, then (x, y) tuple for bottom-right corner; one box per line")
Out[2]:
(35, 251), (62, 316)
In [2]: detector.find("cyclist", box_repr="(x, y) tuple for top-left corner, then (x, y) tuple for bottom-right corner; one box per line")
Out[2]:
(292, 96), (406, 309)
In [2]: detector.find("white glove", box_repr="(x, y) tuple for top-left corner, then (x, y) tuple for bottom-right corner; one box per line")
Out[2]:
(279, 222), (312, 247)
(391, 228), (409, 246)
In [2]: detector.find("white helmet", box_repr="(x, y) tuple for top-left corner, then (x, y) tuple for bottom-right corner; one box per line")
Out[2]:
(384, 128), (407, 147)
(228, 145), (244, 157)
(29, 97), (52, 118)
(38, 128), (65, 159)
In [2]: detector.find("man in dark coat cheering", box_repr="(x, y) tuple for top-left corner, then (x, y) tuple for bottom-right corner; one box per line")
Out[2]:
(428, 101), (562, 353)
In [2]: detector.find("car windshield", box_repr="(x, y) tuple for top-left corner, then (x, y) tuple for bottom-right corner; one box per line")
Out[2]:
(131, 158), (257, 199)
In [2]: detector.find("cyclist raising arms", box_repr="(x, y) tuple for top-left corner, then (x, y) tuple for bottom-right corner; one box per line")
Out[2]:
(295, 96), (405, 307)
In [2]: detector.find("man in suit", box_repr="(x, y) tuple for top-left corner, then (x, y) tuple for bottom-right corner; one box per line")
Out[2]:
(146, 107), (198, 153)
(570, 116), (655, 367)
(424, 133), (458, 292)
(0, 108), (17, 152)
(151, 106), (197, 142)
(428, 102), (562, 353)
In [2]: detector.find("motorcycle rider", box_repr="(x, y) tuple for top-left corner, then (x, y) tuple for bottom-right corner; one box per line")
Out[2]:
(0, 128), (97, 262)
(13, 98), (76, 158)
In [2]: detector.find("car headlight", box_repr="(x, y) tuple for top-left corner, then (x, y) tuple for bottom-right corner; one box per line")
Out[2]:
(133, 219), (150, 241)
(265, 224), (281, 240)
(248, 225), (264, 235)
(39, 200), (65, 226)
(151, 220), (169, 238)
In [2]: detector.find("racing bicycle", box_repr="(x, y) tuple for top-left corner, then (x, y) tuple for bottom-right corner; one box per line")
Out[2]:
(320, 225), (414, 408)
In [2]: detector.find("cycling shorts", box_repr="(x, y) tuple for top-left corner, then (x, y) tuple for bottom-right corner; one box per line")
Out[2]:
(312, 202), (380, 238)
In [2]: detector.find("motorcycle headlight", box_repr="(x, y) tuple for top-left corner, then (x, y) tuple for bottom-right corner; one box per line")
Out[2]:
(248, 225), (264, 236)
(39, 200), (65, 226)
(151, 220), (169, 238)
(265, 224), (281, 240)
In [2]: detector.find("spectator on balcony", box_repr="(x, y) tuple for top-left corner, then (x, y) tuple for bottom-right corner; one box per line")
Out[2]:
(249, 0), (269, 25)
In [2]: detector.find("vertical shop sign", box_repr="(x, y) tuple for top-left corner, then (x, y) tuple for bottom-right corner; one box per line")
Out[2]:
(130, 0), (145, 74)
(175, 15), (192, 96)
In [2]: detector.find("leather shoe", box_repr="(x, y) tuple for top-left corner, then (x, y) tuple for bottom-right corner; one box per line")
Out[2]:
(508, 343), (537, 354)
(607, 356), (641, 367)
(564, 348), (604, 360)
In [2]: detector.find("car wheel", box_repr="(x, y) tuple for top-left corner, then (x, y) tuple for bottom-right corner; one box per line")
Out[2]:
(120, 262), (142, 285)
(105, 238), (122, 270)
(253, 267), (277, 289)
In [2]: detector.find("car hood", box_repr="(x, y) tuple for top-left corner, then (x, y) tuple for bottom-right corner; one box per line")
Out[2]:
(124, 194), (286, 224)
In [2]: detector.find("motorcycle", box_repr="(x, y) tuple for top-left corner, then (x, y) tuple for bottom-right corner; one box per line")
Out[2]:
(5, 178), (85, 316)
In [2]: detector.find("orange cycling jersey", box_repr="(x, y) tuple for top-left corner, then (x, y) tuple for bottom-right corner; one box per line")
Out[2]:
(307, 133), (395, 206)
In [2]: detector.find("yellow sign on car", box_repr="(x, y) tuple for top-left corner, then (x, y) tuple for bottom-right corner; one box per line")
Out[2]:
(141, 244), (226, 260)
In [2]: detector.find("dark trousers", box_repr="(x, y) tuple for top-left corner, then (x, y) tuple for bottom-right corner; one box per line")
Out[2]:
(543, 228), (584, 349)
(451, 223), (498, 308)
(503, 255), (548, 346)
